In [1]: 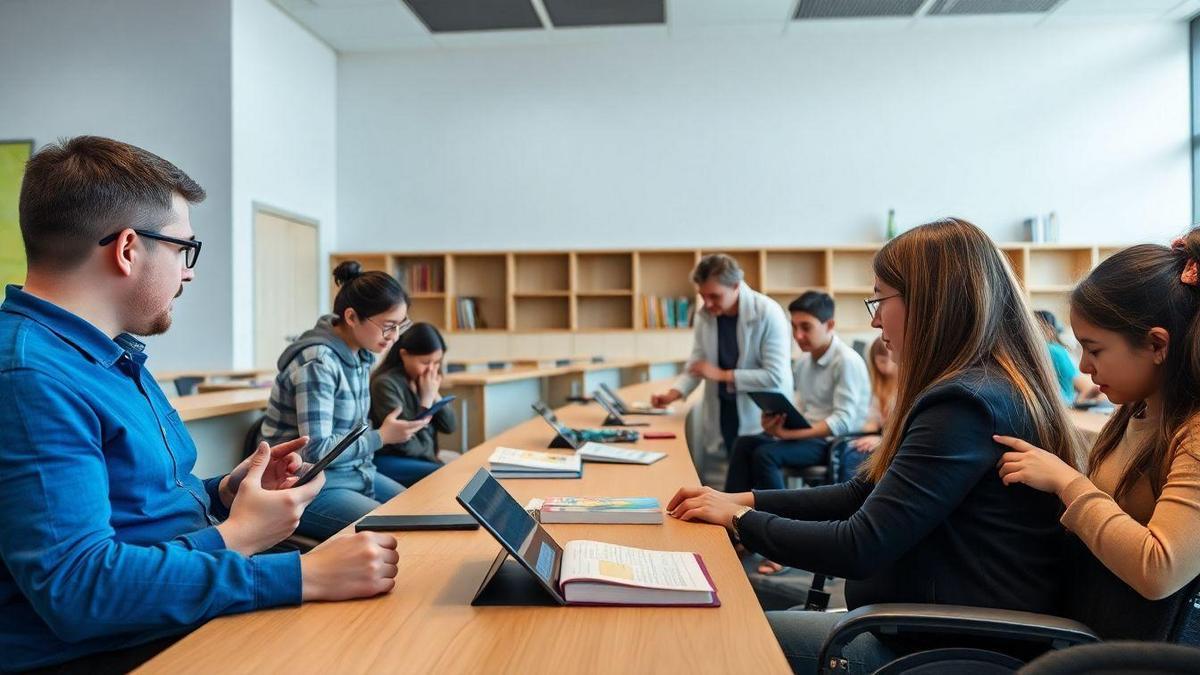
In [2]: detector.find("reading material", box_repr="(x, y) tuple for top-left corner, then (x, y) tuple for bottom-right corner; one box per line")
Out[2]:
(577, 442), (665, 465)
(527, 497), (664, 524)
(488, 447), (582, 479)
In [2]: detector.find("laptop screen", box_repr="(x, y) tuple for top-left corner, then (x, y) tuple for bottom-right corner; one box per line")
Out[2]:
(532, 401), (582, 449)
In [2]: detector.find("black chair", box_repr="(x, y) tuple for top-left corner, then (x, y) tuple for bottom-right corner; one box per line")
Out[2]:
(173, 376), (204, 397)
(815, 536), (1200, 673)
(1018, 641), (1200, 674)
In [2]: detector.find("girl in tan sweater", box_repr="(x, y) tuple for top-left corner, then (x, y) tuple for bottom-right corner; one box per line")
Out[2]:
(995, 230), (1200, 601)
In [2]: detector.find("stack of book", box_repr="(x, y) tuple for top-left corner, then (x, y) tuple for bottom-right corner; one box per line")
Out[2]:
(455, 297), (484, 330)
(640, 295), (694, 329)
(488, 447), (582, 478)
(526, 497), (663, 524)
(395, 262), (443, 294)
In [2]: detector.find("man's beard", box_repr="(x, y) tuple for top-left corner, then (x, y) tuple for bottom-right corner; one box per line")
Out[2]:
(131, 285), (182, 337)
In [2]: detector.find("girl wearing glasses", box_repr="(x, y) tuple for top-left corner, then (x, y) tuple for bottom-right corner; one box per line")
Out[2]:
(262, 260), (430, 541)
(668, 219), (1078, 672)
(369, 323), (460, 487)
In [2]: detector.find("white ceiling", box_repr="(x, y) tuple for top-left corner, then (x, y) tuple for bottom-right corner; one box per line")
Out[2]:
(271, 0), (1200, 53)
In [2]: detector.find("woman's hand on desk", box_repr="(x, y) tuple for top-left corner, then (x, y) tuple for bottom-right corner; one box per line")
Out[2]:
(217, 442), (324, 556)
(994, 435), (1083, 498)
(666, 486), (754, 531)
(301, 532), (399, 601)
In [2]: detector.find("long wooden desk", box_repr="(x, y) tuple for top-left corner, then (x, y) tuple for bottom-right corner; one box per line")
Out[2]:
(141, 380), (790, 674)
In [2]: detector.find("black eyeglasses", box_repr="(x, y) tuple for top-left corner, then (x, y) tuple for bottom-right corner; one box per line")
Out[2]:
(368, 316), (412, 338)
(98, 229), (202, 269)
(864, 293), (902, 321)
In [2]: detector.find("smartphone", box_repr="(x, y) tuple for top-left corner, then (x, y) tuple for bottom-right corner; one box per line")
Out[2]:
(355, 514), (480, 532)
(294, 422), (370, 487)
(415, 395), (457, 420)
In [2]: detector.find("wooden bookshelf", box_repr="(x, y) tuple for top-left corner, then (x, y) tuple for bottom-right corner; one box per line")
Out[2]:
(329, 244), (1120, 341)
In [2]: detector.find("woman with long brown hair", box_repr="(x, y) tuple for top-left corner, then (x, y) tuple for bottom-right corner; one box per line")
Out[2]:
(997, 231), (1200, 604)
(667, 218), (1080, 672)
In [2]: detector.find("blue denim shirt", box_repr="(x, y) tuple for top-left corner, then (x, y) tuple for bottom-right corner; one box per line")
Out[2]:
(0, 286), (301, 671)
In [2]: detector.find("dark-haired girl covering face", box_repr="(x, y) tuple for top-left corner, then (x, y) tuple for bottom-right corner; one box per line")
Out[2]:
(260, 261), (432, 541)
(997, 230), (1200, 607)
(369, 323), (460, 487)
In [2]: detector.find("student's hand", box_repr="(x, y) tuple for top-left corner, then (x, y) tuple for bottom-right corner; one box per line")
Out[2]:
(995, 435), (1083, 497)
(379, 408), (431, 445)
(300, 532), (400, 601)
(761, 413), (786, 438)
(417, 369), (440, 408)
(850, 435), (881, 453)
(650, 389), (683, 408)
(217, 443), (324, 556)
(667, 486), (754, 530)
(219, 437), (310, 508)
(687, 360), (729, 383)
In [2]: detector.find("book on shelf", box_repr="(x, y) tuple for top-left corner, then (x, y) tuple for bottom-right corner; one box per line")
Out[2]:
(455, 297), (486, 331)
(641, 295), (694, 329)
(488, 447), (582, 479)
(525, 497), (664, 524)
(395, 262), (442, 294)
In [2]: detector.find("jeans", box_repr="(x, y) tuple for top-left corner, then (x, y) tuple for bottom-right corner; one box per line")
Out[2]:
(835, 439), (873, 483)
(374, 454), (442, 487)
(718, 395), (740, 457)
(766, 608), (897, 674)
(725, 434), (830, 492)
(296, 465), (404, 541)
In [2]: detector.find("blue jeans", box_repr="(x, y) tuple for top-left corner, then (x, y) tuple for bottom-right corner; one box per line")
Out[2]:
(725, 434), (830, 492)
(374, 454), (442, 487)
(296, 465), (404, 541)
(835, 439), (874, 483)
(766, 608), (897, 674)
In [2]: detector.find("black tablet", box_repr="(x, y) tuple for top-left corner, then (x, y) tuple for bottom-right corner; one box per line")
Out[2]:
(416, 395), (457, 420)
(294, 421), (370, 487)
(746, 391), (811, 430)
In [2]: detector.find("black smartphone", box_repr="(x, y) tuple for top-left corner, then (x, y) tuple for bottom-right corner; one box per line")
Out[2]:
(294, 422), (370, 487)
(415, 395), (456, 420)
(355, 514), (480, 532)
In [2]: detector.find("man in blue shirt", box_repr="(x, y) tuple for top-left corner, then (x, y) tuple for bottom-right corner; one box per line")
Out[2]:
(0, 136), (401, 672)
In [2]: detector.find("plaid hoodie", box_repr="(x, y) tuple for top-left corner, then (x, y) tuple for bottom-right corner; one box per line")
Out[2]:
(261, 315), (383, 477)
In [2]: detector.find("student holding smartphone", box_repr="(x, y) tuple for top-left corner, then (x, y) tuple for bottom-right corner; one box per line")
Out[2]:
(370, 323), (460, 487)
(0, 137), (401, 672)
(261, 261), (431, 541)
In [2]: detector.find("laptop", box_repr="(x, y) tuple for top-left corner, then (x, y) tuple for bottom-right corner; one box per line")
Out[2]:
(592, 389), (649, 427)
(597, 382), (670, 416)
(531, 401), (639, 447)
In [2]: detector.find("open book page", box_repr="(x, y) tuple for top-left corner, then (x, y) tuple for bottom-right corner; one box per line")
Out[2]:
(577, 442), (664, 463)
(560, 540), (712, 592)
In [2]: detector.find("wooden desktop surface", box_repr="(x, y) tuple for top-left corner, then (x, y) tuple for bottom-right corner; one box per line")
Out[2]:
(141, 380), (791, 674)
(173, 388), (271, 422)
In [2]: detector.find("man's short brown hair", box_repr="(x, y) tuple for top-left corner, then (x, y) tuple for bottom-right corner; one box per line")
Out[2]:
(19, 136), (205, 270)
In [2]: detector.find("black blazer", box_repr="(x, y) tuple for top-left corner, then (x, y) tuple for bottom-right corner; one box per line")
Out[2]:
(737, 368), (1065, 614)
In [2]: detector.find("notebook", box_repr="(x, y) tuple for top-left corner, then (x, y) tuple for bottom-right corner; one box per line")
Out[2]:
(488, 447), (582, 479)
(527, 496), (664, 524)
(577, 441), (665, 465)
(458, 468), (718, 607)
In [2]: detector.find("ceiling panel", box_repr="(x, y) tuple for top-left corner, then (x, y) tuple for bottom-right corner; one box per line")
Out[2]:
(1054, 0), (1182, 16)
(668, 0), (795, 27)
(928, 0), (1065, 15)
(403, 0), (544, 32)
(794, 0), (927, 19)
(543, 0), (666, 27)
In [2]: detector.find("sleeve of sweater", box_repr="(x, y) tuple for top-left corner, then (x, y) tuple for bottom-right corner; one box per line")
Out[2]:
(737, 391), (997, 579)
(752, 478), (873, 522)
(370, 375), (409, 426)
(1059, 442), (1200, 600)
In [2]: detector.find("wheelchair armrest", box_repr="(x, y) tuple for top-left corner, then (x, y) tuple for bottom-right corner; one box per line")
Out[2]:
(816, 603), (1099, 673)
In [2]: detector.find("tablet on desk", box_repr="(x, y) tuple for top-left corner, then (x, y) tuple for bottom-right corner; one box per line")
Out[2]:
(747, 391), (811, 430)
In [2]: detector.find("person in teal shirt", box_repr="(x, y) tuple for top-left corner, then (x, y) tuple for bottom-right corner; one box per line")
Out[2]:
(1035, 310), (1100, 405)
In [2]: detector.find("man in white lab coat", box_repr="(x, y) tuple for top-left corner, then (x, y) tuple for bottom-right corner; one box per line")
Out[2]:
(652, 254), (794, 458)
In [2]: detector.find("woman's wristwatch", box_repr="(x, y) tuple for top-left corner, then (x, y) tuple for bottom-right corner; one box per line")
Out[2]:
(731, 505), (753, 536)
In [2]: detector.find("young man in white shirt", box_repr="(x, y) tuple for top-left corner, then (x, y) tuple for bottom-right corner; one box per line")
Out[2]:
(725, 291), (871, 493)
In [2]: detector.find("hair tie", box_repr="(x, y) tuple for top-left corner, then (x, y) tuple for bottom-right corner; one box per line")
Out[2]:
(1172, 237), (1200, 287)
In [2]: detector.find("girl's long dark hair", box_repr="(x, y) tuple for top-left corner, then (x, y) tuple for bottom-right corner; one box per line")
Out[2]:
(1071, 228), (1200, 500)
(372, 322), (447, 385)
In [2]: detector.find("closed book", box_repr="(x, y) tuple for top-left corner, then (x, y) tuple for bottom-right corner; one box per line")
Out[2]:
(558, 540), (719, 606)
(536, 497), (663, 524)
(577, 441), (665, 465)
(489, 447), (582, 479)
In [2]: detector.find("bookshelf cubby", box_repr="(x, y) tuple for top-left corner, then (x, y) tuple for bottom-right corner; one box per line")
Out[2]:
(330, 244), (1123, 339)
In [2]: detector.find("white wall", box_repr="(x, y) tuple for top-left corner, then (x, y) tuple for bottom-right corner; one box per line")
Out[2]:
(0, 0), (234, 370)
(232, 0), (338, 367)
(337, 23), (1191, 251)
